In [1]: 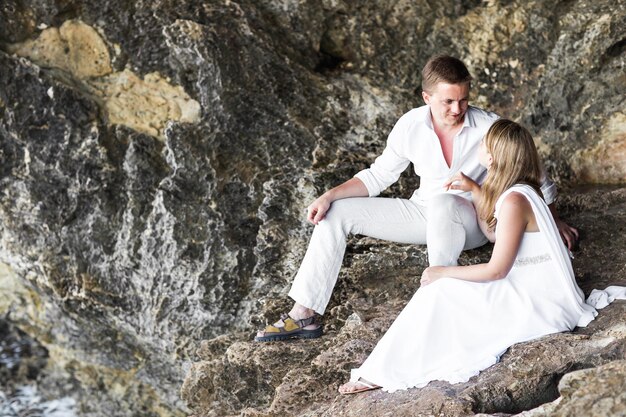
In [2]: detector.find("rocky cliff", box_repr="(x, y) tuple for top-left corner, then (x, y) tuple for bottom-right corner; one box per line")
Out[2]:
(0, 1), (624, 416)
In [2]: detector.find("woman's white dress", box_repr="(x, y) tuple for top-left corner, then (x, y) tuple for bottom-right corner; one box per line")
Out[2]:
(350, 185), (621, 392)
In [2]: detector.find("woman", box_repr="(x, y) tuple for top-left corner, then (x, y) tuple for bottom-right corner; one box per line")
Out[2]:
(338, 119), (601, 394)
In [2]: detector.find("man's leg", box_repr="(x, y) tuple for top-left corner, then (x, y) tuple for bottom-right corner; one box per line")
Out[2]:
(426, 193), (488, 266)
(288, 197), (427, 316)
(256, 197), (427, 340)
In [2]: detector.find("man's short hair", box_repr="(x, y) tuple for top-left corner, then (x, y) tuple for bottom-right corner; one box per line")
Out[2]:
(421, 55), (472, 94)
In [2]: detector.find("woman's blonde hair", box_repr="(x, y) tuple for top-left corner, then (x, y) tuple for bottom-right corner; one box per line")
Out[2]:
(479, 119), (544, 230)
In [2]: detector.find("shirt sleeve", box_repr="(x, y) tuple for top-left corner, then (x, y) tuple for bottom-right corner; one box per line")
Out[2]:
(539, 168), (557, 205)
(353, 116), (411, 197)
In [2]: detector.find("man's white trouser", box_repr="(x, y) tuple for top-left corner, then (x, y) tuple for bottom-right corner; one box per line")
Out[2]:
(288, 194), (488, 314)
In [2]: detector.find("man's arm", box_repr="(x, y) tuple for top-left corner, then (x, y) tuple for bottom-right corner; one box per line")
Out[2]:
(307, 112), (415, 225)
(353, 112), (415, 198)
(538, 169), (579, 250)
(307, 177), (368, 225)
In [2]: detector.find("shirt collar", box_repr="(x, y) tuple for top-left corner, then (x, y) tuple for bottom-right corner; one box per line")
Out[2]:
(423, 106), (434, 129)
(463, 106), (476, 129)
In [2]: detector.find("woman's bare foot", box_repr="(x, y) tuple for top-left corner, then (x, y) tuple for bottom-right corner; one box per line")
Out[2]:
(338, 378), (380, 394)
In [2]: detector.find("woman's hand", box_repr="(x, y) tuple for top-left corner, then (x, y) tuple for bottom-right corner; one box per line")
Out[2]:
(421, 266), (445, 286)
(444, 172), (479, 193)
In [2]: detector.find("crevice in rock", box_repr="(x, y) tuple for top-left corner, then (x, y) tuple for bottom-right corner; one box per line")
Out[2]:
(314, 51), (346, 73)
(600, 37), (626, 66)
(470, 373), (562, 415)
(51, 3), (82, 26)
(315, 12), (353, 74)
(447, 0), (484, 17)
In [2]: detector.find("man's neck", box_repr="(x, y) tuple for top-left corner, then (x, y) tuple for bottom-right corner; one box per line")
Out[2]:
(431, 115), (464, 136)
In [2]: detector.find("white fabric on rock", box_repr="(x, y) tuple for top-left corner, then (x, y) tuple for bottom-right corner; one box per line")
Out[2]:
(349, 184), (623, 392)
(586, 286), (626, 309)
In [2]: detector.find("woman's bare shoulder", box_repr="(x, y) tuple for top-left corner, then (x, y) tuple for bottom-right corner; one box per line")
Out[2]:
(499, 191), (532, 218)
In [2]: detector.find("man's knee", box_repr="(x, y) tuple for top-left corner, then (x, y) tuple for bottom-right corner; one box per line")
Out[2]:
(428, 193), (462, 219)
(318, 199), (362, 236)
(323, 199), (352, 223)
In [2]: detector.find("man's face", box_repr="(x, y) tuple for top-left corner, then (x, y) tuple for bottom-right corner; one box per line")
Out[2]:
(422, 82), (470, 127)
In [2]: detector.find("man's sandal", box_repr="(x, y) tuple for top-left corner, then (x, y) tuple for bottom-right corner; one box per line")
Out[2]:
(254, 313), (323, 342)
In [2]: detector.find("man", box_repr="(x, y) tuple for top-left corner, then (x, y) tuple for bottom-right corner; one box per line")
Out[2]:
(255, 55), (578, 342)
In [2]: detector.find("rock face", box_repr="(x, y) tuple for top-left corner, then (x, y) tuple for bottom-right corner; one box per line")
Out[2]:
(0, 0), (624, 416)
(6, 19), (201, 139)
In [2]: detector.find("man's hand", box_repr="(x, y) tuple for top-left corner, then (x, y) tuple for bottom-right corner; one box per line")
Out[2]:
(555, 218), (579, 251)
(444, 171), (479, 193)
(421, 266), (445, 286)
(307, 195), (332, 225)
(305, 177), (369, 225)
(548, 204), (579, 251)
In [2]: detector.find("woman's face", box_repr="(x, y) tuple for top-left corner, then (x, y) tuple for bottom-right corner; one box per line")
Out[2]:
(478, 137), (493, 168)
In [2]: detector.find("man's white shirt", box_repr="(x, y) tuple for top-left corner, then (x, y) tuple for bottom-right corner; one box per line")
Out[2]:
(354, 105), (556, 205)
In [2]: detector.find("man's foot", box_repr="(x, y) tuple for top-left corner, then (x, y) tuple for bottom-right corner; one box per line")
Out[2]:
(254, 313), (322, 342)
(338, 378), (380, 395)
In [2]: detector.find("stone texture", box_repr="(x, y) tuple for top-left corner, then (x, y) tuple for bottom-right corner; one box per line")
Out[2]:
(571, 112), (626, 184)
(551, 360), (626, 417)
(0, 317), (48, 386)
(513, 360), (626, 417)
(6, 19), (201, 139)
(0, 0), (624, 416)
(7, 19), (113, 79)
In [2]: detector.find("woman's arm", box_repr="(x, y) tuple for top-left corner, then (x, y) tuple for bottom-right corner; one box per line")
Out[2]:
(421, 192), (531, 285)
